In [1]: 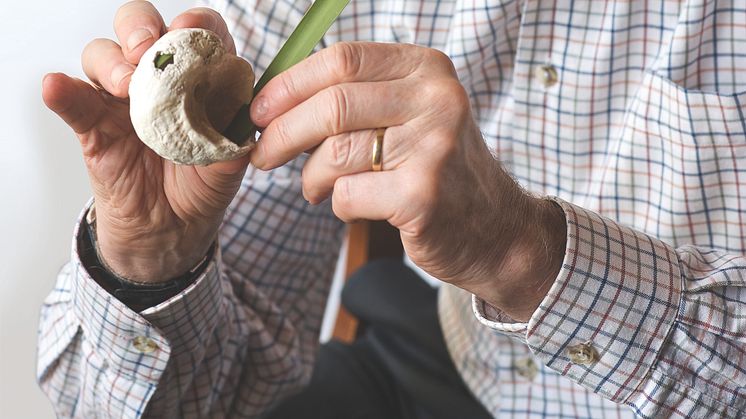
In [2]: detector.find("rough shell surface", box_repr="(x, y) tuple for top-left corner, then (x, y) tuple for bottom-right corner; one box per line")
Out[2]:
(129, 28), (255, 165)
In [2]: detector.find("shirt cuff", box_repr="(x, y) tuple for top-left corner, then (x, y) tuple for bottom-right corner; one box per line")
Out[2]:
(474, 197), (682, 403)
(70, 199), (225, 383)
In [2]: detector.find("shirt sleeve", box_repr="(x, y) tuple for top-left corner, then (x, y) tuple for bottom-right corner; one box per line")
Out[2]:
(37, 158), (345, 418)
(473, 197), (746, 417)
(38, 0), (349, 415)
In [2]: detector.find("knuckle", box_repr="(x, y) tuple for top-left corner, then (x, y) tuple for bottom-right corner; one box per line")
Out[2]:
(276, 73), (300, 101)
(443, 79), (470, 108)
(423, 48), (457, 74)
(401, 177), (437, 236)
(432, 78), (466, 102)
(447, 82), (471, 118)
(329, 42), (362, 80)
(329, 135), (354, 170)
(424, 78), (471, 120)
(419, 79), (445, 106)
(324, 85), (350, 133)
(426, 47), (449, 64)
(273, 119), (293, 149)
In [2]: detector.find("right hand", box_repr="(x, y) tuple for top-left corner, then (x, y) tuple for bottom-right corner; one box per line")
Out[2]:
(42, 1), (249, 282)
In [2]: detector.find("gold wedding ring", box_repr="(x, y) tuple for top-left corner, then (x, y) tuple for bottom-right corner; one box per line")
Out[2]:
(372, 128), (385, 172)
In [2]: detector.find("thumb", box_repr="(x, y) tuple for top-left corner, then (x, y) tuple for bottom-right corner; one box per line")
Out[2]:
(42, 73), (106, 135)
(42, 72), (134, 164)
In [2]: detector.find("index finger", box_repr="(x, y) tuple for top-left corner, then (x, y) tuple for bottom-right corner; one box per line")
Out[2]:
(114, 1), (166, 64)
(250, 42), (439, 127)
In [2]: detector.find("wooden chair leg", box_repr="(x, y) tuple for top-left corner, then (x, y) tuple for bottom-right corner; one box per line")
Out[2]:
(331, 222), (369, 343)
(332, 221), (403, 344)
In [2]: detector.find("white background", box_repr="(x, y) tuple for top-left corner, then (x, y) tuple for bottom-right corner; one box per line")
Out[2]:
(0, 1), (346, 417)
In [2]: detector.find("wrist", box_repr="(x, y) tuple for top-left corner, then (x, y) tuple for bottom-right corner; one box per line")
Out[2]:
(485, 197), (567, 322)
(89, 204), (220, 283)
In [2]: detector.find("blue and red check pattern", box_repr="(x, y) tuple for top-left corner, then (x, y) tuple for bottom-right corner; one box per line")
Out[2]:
(38, 0), (745, 417)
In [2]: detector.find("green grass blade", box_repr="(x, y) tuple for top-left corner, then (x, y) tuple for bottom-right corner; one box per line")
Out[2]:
(154, 52), (174, 70)
(223, 0), (351, 143)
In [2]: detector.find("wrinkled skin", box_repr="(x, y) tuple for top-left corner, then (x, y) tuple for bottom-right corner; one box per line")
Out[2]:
(44, 1), (566, 321)
(248, 42), (566, 321)
(42, 1), (247, 280)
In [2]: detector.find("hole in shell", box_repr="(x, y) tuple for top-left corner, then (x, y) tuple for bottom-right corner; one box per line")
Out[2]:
(193, 81), (208, 102)
(181, 56), (254, 149)
(154, 52), (174, 70)
(194, 81), (249, 146)
(189, 81), (247, 146)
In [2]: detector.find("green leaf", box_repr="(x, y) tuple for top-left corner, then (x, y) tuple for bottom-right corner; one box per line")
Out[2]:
(223, 0), (351, 143)
(154, 52), (174, 70)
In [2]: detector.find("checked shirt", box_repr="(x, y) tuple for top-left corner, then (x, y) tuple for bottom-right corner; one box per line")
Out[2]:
(38, 0), (746, 417)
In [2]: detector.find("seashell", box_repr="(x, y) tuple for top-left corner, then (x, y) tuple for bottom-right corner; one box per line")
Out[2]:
(129, 28), (255, 165)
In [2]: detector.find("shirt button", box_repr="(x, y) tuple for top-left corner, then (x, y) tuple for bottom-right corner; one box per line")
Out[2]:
(566, 341), (599, 365)
(535, 64), (559, 88)
(514, 357), (538, 380)
(132, 336), (158, 353)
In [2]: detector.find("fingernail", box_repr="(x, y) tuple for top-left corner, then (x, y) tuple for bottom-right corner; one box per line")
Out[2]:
(111, 63), (134, 89)
(252, 96), (268, 119)
(127, 28), (153, 52)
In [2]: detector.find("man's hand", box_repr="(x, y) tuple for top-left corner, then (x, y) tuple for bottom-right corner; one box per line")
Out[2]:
(42, 1), (248, 282)
(250, 42), (567, 322)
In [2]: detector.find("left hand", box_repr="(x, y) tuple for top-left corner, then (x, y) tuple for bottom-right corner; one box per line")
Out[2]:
(249, 42), (566, 322)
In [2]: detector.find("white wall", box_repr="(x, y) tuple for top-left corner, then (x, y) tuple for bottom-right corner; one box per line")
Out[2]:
(0, 1), (192, 417)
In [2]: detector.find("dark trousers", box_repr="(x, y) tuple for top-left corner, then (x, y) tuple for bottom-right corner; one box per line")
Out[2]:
(262, 260), (492, 419)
